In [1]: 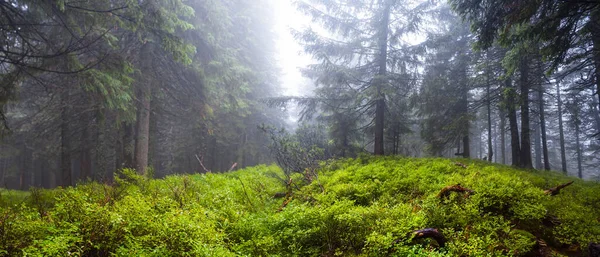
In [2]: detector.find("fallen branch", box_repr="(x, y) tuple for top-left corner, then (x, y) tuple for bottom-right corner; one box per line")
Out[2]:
(544, 181), (573, 196)
(228, 162), (238, 172)
(277, 193), (292, 212)
(437, 184), (474, 199)
(454, 162), (468, 169)
(195, 154), (211, 173)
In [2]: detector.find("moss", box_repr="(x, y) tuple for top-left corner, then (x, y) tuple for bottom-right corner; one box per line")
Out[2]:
(1, 158), (600, 256)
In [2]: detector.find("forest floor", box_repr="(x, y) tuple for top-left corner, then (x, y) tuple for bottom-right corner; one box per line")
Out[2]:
(1, 156), (599, 256)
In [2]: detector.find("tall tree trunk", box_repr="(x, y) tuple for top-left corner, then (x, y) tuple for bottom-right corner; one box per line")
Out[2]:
(533, 84), (542, 169)
(505, 78), (521, 166)
(80, 124), (92, 180)
(591, 9), (600, 118)
(60, 87), (72, 187)
(519, 57), (533, 168)
(20, 143), (31, 190)
(134, 87), (151, 175)
(374, 0), (390, 156)
(499, 106), (506, 164)
(486, 69), (493, 162)
(557, 82), (567, 174)
(538, 76), (550, 170)
(575, 119), (583, 179)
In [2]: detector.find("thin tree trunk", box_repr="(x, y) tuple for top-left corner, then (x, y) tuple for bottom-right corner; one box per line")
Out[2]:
(575, 119), (583, 179)
(538, 77), (550, 170)
(519, 57), (533, 168)
(499, 106), (506, 164)
(486, 70), (493, 162)
(557, 82), (567, 174)
(591, 9), (600, 118)
(374, 0), (390, 156)
(533, 88), (542, 169)
(506, 78), (521, 166)
(61, 87), (72, 187)
(80, 124), (92, 180)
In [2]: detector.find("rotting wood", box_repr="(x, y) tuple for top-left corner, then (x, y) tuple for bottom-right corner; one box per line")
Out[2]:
(544, 181), (573, 196)
(437, 184), (474, 199)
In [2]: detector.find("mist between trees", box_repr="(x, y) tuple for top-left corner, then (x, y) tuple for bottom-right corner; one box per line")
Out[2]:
(1, 0), (599, 190)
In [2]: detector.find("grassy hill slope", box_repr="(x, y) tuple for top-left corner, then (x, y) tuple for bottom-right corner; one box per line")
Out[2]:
(1, 157), (600, 256)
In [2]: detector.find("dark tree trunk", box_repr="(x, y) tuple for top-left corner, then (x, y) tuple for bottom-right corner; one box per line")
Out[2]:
(519, 57), (533, 168)
(538, 76), (550, 170)
(486, 70), (493, 162)
(592, 9), (600, 119)
(134, 87), (151, 175)
(505, 78), (521, 166)
(499, 106), (506, 164)
(60, 88), (72, 187)
(80, 124), (92, 180)
(374, 0), (390, 156)
(533, 88), (542, 169)
(20, 144), (31, 190)
(575, 119), (583, 179)
(556, 82), (567, 174)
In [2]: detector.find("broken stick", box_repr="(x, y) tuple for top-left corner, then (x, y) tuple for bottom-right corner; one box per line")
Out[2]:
(437, 184), (474, 199)
(544, 181), (574, 196)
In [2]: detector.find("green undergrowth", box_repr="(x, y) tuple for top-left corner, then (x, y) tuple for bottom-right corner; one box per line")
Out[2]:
(1, 157), (600, 256)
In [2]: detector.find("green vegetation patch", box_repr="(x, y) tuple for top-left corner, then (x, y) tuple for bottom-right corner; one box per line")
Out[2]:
(1, 157), (600, 256)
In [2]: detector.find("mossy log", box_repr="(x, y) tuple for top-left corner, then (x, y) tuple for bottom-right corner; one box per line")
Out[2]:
(392, 228), (447, 248)
(544, 181), (573, 196)
(437, 184), (474, 199)
(454, 162), (468, 168)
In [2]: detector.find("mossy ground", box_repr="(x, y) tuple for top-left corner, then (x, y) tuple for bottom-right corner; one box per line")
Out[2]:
(1, 157), (599, 256)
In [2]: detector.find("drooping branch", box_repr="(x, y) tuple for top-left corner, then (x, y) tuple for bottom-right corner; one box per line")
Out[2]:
(437, 184), (474, 199)
(544, 181), (574, 196)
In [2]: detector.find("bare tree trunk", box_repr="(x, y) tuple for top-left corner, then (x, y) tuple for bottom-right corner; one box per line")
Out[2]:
(592, 10), (600, 119)
(533, 90), (542, 169)
(61, 87), (72, 187)
(134, 88), (151, 175)
(538, 78), (550, 170)
(519, 57), (533, 168)
(499, 106), (506, 164)
(374, 0), (390, 156)
(80, 124), (92, 180)
(505, 78), (521, 166)
(486, 71), (493, 162)
(575, 119), (583, 179)
(557, 82), (567, 174)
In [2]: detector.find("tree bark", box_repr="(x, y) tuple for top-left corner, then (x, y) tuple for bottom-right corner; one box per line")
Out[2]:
(499, 105), (506, 164)
(134, 87), (151, 175)
(374, 0), (391, 156)
(60, 87), (72, 187)
(486, 68), (493, 162)
(505, 78), (521, 166)
(80, 123), (92, 180)
(538, 76), (550, 170)
(556, 82), (567, 174)
(519, 57), (533, 168)
(575, 117), (583, 179)
(591, 9), (600, 119)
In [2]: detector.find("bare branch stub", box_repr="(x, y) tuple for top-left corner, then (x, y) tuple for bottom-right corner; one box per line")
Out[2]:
(437, 184), (474, 199)
(544, 181), (574, 196)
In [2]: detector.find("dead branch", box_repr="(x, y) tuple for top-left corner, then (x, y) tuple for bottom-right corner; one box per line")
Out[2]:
(277, 193), (292, 212)
(437, 184), (474, 199)
(195, 154), (211, 173)
(391, 228), (447, 249)
(454, 162), (468, 169)
(544, 181), (573, 196)
(228, 162), (238, 172)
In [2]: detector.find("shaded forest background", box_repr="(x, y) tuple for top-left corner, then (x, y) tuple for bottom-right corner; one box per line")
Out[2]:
(1, 0), (600, 190)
